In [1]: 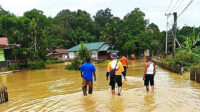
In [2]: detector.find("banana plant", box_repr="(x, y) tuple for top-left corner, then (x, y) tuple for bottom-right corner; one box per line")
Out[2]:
(180, 28), (200, 53)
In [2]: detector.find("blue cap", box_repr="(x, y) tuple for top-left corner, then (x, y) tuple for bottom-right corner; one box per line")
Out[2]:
(111, 53), (119, 59)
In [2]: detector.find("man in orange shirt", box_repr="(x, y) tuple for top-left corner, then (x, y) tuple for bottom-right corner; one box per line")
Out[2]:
(120, 56), (128, 81)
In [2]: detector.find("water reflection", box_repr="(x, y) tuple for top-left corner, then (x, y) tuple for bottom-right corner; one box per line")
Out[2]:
(82, 95), (96, 112)
(108, 96), (124, 112)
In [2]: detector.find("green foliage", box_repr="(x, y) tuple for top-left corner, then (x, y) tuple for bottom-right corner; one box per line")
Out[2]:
(28, 61), (46, 70)
(1, 7), (200, 67)
(65, 57), (80, 70)
(99, 61), (108, 65)
(169, 51), (200, 69)
(179, 28), (200, 53)
(66, 43), (90, 70)
(78, 43), (90, 63)
(8, 64), (18, 70)
(46, 60), (65, 64)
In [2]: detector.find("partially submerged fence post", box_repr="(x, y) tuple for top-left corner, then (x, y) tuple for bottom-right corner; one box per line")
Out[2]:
(0, 85), (8, 104)
(190, 67), (200, 83)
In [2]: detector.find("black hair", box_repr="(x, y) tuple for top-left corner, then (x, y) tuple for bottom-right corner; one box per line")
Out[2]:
(146, 56), (151, 61)
(86, 56), (91, 62)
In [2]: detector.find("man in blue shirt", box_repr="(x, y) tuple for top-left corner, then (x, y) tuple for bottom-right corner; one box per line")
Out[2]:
(80, 57), (96, 96)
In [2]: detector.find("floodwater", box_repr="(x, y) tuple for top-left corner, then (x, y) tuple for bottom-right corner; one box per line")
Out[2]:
(0, 60), (200, 112)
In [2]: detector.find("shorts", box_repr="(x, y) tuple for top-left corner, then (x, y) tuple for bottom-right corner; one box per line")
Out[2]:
(82, 78), (93, 94)
(144, 74), (154, 86)
(110, 75), (122, 90)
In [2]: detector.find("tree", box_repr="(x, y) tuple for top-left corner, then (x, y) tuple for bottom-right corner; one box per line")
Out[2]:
(94, 8), (113, 28)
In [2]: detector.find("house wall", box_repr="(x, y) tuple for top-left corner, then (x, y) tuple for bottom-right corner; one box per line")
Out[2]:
(91, 51), (98, 60)
(62, 54), (69, 60)
(0, 49), (5, 61)
(68, 52), (75, 59)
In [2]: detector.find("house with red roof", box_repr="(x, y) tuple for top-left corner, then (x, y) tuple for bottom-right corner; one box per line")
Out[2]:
(0, 37), (20, 68)
(46, 49), (69, 61)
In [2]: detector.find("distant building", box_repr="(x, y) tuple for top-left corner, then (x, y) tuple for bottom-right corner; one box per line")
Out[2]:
(0, 37), (20, 68)
(67, 42), (112, 60)
(46, 49), (69, 61)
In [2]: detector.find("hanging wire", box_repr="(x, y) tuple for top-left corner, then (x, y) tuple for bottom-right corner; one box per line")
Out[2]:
(178, 0), (194, 17)
(165, 0), (174, 13)
(169, 0), (180, 13)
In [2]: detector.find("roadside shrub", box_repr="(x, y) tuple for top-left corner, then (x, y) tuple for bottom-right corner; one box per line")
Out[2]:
(8, 64), (18, 70)
(65, 57), (80, 70)
(46, 60), (65, 64)
(169, 51), (200, 69)
(28, 61), (46, 70)
(66, 43), (90, 70)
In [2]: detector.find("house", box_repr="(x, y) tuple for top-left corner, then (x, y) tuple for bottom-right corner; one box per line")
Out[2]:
(0, 37), (20, 68)
(67, 42), (111, 60)
(46, 49), (69, 61)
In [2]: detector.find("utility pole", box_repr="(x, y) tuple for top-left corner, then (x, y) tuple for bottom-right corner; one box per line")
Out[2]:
(165, 13), (173, 56)
(173, 12), (177, 57)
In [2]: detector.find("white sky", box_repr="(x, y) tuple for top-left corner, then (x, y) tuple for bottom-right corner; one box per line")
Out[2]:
(0, 0), (200, 31)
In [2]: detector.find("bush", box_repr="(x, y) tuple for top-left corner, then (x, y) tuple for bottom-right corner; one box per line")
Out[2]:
(28, 61), (46, 70)
(65, 57), (80, 70)
(169, 51), (200, 70)
(46, 60), (65, 64)
(66, 43), (90, 70)
(8, 64), (18, 70)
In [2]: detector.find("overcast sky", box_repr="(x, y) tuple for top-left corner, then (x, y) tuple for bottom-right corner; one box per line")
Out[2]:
(0, 0), (200, 31)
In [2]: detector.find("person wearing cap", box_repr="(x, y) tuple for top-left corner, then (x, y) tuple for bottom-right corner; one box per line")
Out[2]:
(143, 56), (156, 93)
(80, 56), (96, 96)
(106, 53), (124, 96)
(120, 56), (128, 81)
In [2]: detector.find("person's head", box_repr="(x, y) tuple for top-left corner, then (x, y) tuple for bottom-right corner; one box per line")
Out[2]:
(145, 56), (151, 62)
(86, 56), (91, 62)
(111, 53), (119, 60)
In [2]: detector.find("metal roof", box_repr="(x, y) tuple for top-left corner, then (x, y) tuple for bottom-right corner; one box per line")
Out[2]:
(68, 42), (105, 52)
(99, 44), (110, 51)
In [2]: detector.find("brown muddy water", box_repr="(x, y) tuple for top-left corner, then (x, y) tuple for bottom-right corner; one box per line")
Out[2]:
(0, 60), (200, 112)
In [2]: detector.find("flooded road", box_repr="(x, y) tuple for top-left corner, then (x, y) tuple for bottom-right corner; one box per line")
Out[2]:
(0, 60), (200, 112)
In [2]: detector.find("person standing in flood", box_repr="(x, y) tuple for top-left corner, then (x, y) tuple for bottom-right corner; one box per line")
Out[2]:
(143, 56), (156, 93)
(80, 57), (96, 96)
(120, 56), (128, 81)
(106, 53), (124, 96)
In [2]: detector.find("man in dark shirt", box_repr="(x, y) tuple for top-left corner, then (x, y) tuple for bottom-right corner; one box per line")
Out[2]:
(80, 57), (96, 96)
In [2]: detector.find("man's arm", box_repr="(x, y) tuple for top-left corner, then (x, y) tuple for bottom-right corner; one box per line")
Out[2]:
(93, 72), (96, 81)
(80, 65), (83, 78)
(153, 63), (156, 75)
(106, 62), (111, 80)
(143, 63), (148, 80)
(81, 72), (83, 78)
(126, 59), (128, 68)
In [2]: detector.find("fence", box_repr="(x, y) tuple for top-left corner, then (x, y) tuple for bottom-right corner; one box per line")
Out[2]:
(152, 59), (183, 74)
(0, 85), (8, 104)
(190, 67), (200, 82)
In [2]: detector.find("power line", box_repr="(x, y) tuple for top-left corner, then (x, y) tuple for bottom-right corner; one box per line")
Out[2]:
(178, 0), (194, 17)
(174, 0), (184, 11)
(166, 0), (174, 13)
(169, 0), (180, 13)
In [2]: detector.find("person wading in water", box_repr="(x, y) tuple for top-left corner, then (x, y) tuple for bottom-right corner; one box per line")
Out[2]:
(143, 56), (156, 93)
(80, 57), (96, 96)
(120, 56), (128, 81)
(106, 53), (124, 96)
